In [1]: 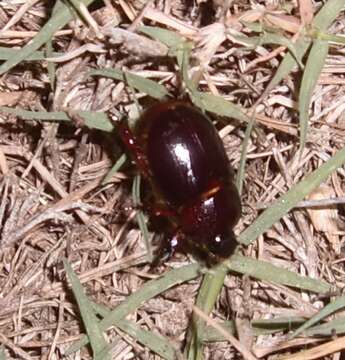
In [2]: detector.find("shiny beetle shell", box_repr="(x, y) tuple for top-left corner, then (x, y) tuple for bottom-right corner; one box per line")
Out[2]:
(133, 101), (241, 259)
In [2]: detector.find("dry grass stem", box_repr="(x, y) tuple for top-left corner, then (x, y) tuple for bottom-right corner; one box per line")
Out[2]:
(193, 306), (258, 360)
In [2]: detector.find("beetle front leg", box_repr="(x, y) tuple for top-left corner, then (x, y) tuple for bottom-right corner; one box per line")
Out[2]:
(117, 121), (151, 179)
(146, 202), (177, 219)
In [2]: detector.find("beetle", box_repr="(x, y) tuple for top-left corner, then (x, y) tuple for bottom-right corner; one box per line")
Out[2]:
(118, 100), (241, 263)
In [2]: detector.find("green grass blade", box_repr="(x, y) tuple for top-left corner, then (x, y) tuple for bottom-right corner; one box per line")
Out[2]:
(291, 296), (345, 338)
(102, 153), (127, 185)
(305, 316), (345, 336)
(0, 346), (5, 360)
(116, 319), (177, 360)
(201, 317), (303, 341)
(63, 259), (110, 360)
(178, 42), (199, 100)
(139, 25), (185, 49)
(68, 0), (89, 20)
(0, 47), (62, 61)
(187, 264), (228, 360)
(139, 25), (199, 107)
(93, 303), (177, 359)
(227, 255), (330, 293)
(197, 92), (251, 123)
(79, 111), (114, 132)
(66, 263), (201, 354)
(0, 107), (114, 132)
(0, 107), (70, 121)
(46, 42), (56, 90)
(89, 69), (169, 100)
(318, 33), (345, 44)
(259, 32), (303, 68)
(265, 0), (344, 93)
(201, 321), (236, 342)
(45, 0), (61, 90)
(132, 175), (153, 262)
(115, 319), (177, 359)
(190, 317), (308, 343)
(298, 39), (329, 153)
(238, 145), (345, 246)
(0, 0), (95, 76)
(236, 117), (255, 195)
(313, 0), (345, 31)
(195, 266), (228, 318)
(200, 317), (303, 340)
(233, 33), (303, 69)
(252, 317), (306, 336)
(265, 35), (309, 95)
(199, 314), (345, 341)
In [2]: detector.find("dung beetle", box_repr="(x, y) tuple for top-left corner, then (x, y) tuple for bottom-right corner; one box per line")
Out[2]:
(118, 100), (241, 263)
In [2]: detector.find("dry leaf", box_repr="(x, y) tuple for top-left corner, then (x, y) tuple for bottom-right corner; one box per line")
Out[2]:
(0, 91), (23, 106)
(299, 0), (314, 25)
(264, 13), (301, 34)
(238, 9), (265, 23)
(306, 184), (340, 253)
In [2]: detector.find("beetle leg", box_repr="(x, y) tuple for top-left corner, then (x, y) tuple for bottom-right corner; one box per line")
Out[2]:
(168, 230), (184, 254)
(148, 204), (177, 218)
(137, 191), (178, 220)
(117, 121), (151, 178)
(152, 229), (184, 265)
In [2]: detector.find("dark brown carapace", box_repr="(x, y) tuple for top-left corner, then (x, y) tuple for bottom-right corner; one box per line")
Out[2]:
(118, 100), (241, 263)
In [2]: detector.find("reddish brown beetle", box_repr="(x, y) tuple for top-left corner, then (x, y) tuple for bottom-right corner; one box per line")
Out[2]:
(118, 100), (241, 262)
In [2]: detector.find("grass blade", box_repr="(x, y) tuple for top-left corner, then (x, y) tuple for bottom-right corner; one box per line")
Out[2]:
(89, 68), (170, 100)
(63, 259), (110, 360)
(265, 0), (344, 94)
(227, 255), (330, 293)
(197, 92), (251, 123)
(0, 107), (114, 132)
(132, 175), (153, 262)
(238, 145), (345, 246)
(252, 317), (306, 336)
(45, 0), (62, 90)
(306, 316), (345, 336)
(139, 25), (185, 49)
(0, 346), (5, 360)
(298, 39), (329, 152)
(93, 302), (178, 359)
(187, 264), (228, 360)
(291, 296), (345, 338)
(66, 263), (201, 354)
(0, 47), (62, 61)
(233, 33), (303, 69)
(236, 117), (255, 195)
(0, 0), (95, 76)
(102, 153), (127, 184)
